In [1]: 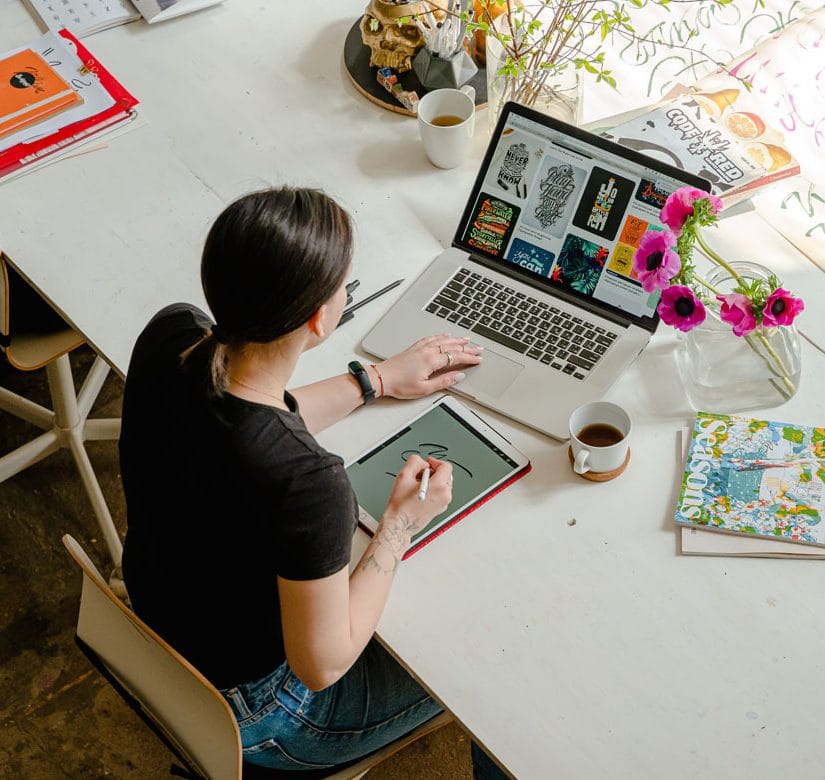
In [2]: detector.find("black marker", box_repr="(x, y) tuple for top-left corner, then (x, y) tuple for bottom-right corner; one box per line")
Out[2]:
(337, 278), (404, 328)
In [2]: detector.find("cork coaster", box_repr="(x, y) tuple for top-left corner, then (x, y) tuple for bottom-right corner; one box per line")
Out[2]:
(568, 446), (631, 482)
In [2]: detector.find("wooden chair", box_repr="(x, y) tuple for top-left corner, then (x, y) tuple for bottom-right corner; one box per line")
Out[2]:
(62, 533), (453, 780)
(0, 254), (122, 563)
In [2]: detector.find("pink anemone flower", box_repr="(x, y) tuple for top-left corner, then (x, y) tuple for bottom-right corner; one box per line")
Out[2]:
(762, 289), (804, 327)
(660, 187), (724, 234)
(658, 285), (706, 332)
(632, 230), (680, 292)
(717, 293), (757, 337)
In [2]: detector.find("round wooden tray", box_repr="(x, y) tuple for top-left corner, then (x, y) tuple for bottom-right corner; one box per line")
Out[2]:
(343, 18), (488, 117)
(567, 446), (631, 482)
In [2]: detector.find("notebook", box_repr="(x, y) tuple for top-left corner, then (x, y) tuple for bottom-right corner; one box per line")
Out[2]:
(363, 101), (710, 440)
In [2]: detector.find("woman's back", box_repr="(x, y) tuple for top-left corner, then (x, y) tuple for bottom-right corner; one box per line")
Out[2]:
(119, 303), (357, 689)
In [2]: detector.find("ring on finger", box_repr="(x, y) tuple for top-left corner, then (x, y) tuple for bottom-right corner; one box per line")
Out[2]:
(445, 351), (454, 367)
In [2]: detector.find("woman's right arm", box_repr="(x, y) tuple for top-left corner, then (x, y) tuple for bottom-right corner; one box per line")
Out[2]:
(278, 455), (451, 691)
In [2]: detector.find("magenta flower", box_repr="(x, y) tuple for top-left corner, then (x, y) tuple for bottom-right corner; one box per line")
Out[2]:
(658, 285), (706, 332)
(762, 289), (804, 327)
(717, 293), (757, 337)
(632, 230), (681, 292)
(660, 187), (724, 234)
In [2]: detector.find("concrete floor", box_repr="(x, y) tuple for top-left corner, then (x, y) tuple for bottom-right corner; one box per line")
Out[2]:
(0, 346), (472, 779)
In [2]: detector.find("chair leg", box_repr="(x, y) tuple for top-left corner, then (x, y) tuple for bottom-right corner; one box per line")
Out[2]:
(66, 428), (123, 564)
(84, 418), (122, 441)
(48, 353), (123, 565)
(0, 384), (55, 430)
(77, 355), (111, 421)
(0, 429), (60, 482)
(46, 354), (81, 430)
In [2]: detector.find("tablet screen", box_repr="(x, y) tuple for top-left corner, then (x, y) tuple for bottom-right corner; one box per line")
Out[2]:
(346, 401), (522, 544)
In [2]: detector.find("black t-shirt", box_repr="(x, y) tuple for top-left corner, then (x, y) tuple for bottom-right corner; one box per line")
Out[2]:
(120, 304), (358, 689)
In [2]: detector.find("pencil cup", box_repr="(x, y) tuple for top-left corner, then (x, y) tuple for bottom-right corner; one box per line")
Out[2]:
(568, 402), (632, 481)
(417, 86), (476, 170)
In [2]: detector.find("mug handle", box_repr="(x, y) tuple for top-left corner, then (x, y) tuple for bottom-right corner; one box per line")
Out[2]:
(460, 84), (476, 103)
(573, 449), (590, 475)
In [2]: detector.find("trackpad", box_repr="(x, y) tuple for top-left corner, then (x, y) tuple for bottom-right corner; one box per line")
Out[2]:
(461, 349), (523, 398)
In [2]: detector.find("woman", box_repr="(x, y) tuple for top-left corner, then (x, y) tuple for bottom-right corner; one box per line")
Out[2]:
(119, 186), (491, 772)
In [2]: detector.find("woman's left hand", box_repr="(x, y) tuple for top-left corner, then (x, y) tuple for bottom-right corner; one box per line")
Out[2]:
(371, 334), (483, 400)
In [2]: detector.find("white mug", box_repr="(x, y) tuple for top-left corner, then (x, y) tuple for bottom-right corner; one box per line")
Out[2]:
(568, 402), (632, 476)
(417, 85), (476, 169)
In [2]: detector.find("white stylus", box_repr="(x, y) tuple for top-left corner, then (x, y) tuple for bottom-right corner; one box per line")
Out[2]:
(417, 467), (431, 502)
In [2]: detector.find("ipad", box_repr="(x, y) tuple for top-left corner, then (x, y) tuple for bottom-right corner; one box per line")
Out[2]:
(345, 396), (531, 557)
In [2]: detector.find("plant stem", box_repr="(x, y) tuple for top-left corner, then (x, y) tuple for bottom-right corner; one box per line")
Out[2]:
(694, 230), (744, 285)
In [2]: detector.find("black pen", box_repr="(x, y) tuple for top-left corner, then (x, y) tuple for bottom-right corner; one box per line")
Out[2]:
(337, 278), (404, 327)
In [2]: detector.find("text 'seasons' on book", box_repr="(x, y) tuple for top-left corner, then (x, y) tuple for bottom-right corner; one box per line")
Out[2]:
(675, 412), (825, 551)
(0, 49), (82, 139)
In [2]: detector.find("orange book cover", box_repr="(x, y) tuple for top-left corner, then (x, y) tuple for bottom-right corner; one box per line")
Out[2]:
(0, 49), (81, 138)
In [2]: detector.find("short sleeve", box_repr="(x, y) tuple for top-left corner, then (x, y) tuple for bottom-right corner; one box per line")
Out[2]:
(271, 457), (358, 581)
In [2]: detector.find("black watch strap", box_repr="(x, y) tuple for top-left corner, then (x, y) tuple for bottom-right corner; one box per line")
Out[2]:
(348, 360), (375, 405)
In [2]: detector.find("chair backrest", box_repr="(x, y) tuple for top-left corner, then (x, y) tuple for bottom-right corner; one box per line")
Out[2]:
(1, 252), (10, 347)
(0, 253), (84, 369)
(62, 534), (243, 780)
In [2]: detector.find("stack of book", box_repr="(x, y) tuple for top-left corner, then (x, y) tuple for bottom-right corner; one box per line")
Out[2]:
(0, 29), (138, 181)
(675, 412), (825, 559)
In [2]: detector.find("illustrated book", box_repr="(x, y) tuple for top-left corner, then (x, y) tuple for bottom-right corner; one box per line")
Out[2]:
(675, 412), (825, 549)
(0, 49), (81, 138)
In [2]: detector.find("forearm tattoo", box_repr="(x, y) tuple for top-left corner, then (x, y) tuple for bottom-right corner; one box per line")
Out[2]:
(360, 513), (415, 574)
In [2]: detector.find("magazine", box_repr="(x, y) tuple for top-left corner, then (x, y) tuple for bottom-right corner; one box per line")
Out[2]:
(675, 412), (825, 547)
(600, 87), (799, 203)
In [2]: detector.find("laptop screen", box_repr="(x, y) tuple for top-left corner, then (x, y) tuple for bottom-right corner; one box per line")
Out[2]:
(453, 102), (711, 331)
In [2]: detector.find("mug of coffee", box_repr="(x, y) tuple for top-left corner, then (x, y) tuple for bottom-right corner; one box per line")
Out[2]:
(568, 401), (631, 480)
(417, 85), (476, 169)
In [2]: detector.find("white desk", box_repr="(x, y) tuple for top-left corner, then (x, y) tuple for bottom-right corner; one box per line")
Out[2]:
(3, 2), (825, 778)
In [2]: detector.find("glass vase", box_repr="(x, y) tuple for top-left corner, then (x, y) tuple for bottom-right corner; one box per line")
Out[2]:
(484, 8), (583, 135)
(675, 261), (802, 413)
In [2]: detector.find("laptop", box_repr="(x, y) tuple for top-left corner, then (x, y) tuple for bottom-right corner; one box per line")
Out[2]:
(363, 101), (710, 440)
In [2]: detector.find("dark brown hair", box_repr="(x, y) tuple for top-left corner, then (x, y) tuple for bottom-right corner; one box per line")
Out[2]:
(183, 187), (353, 396)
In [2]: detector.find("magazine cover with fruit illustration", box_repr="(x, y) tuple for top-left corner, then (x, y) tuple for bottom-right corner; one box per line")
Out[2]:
(675, 412), (825, 547)
(602, 76), (799, 202)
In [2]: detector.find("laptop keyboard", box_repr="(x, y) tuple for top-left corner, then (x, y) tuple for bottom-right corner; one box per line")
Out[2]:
(424, 267), (618, 380)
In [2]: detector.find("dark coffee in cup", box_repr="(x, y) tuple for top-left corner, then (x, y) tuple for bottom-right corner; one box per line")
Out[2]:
(577, 423), (624, 448)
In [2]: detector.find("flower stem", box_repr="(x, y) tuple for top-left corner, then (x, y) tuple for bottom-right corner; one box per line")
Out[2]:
(694, 230), (744, 286)
(693, 264), (796, 398)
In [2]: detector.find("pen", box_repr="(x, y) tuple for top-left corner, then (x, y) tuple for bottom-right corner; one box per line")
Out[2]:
(337, 278), (404, 327)
(417, 467), (431, 502)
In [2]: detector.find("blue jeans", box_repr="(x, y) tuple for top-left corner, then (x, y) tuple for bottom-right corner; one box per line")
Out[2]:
(220, 639), (507, 777)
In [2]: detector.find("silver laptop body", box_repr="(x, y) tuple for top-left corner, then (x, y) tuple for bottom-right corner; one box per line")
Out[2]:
(363, 102), (710, 440)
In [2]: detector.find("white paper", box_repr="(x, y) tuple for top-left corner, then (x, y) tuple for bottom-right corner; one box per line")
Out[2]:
(129, 0), (224, 23)
(24, 0), (141, 38)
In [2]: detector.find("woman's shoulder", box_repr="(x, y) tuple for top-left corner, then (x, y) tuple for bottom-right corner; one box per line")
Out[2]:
(143, 303), (212, 342)
(128, 303), (210, 371)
